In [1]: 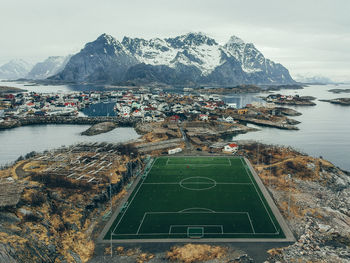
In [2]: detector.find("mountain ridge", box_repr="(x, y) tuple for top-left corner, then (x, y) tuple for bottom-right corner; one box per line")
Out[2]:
(51, 32), (295, 85)
(0, 59), (32, 80)
(26, 55), (72, 80)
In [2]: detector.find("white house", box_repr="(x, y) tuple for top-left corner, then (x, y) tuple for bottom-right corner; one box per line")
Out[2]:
(143, 116), (153, 122)
(132, 110), (143, 118)
(227, 103), (237, 109)
(223, 143), (239, 153)
(121, 106), (131, 114)
(199, 114), (209, 121)
(223, 116), (235, 123)
(168, 147), (182, 155)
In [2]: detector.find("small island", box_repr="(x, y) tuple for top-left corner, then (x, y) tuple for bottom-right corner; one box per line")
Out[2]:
(198, 85), (262, 94)
(328, 88), (350, 94)
(319, 97), (350, 106)
(81, 121), (117, 136)
(264, 94), (316, 106)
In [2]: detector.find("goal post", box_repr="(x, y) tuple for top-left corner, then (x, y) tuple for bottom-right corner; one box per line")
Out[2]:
(187, 227), (204, 238)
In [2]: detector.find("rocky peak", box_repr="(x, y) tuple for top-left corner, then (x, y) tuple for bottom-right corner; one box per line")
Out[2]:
(84, 33), (124, 54)
(226, 35), (245, 46)
(166, 32), (218, 48)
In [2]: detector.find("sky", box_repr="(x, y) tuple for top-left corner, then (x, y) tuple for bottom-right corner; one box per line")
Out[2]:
(0, 0), (349, 81)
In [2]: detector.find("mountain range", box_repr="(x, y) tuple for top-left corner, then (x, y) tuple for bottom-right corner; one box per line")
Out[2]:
(51, 33), (295, 85)
(0, 59), (32, 80)
(26, 55), (71, 80)
(0, 56), (71, 80)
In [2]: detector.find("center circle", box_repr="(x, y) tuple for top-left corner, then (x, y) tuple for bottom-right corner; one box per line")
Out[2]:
(179, 176), (217, 191)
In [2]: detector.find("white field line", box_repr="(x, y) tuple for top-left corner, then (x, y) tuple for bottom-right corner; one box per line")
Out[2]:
(136, 213), (147, 234)
(240, 158), (278, 233)
(169, 225), (223, 234)
(246, 212), (256, 234)
(179, 207), (215, 212)
(164, 163), (231, 167)
(112, 232), (280, 236)
(111, 157), (157, 235)
(118, 211), (280, 236)
(142, 182), (252, 185)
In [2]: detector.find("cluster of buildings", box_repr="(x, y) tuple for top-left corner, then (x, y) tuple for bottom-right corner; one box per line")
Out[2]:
(0, 90), (123, 120)
(0, 87), (279, 128)
(113, 89), (239, 123)
(265, 94), (298, 103)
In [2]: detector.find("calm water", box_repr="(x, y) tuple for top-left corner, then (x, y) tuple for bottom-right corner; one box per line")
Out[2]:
(232, 84), (350, 171)
(0, 125), (139, 166)
(0, 80), (108, 93)
(1, 81), (350, 171)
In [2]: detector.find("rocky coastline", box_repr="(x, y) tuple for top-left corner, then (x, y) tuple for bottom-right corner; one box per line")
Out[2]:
(0, 116), (136, 130)
(319, 98), (350, 106)
(81, 122), (117, 136)
(0, 133), (349, 262)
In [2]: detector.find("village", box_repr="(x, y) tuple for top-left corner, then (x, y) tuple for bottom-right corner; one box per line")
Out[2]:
(0, 86), (302, 132)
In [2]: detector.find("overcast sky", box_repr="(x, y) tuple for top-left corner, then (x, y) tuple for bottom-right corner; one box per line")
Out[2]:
(1, 0), (349, 81)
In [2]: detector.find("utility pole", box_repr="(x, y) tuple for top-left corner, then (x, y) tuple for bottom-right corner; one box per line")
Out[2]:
(110, 173), (113, 215)
(287, 174), (292, 218)
(269, 150), (272, 188)
(110, 231), (113, 257)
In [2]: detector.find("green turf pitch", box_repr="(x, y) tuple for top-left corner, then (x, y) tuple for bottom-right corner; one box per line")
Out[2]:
(105, 156), (285, 240)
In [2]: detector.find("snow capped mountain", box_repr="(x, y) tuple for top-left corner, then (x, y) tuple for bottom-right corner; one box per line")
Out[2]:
(52, 32), (295, 85)
(0, 59), (33, 80)
(122, 33), (224, 76)
(54, 34), (138, 82)
(26, 55), (72, 79)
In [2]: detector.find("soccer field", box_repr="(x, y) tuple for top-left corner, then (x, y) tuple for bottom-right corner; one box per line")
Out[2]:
(104, 156), (287, 240)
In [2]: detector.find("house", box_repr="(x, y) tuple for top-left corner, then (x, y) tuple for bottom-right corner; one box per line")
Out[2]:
(223, 116), (235, 123)
(199, 114), (209, 121)
(237, 109), (248, 115)
(227, 103), (237, 109)
(169, 115), (180, 122)
(121, 112), (130, 118)
(143, 116), (153, 122)
(168, 147), (182, 155)
(223, 143), (239, 153)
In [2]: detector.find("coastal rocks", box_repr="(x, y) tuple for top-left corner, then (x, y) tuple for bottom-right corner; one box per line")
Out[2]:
(184, 121), (258, 145)
(0, 86), (26, 94)
(0, 119), (20, 129)
(81, 121), (117, 136)
(0, 116), (136, 131)
(198, 85), (262, 94)
(275, 107), (302, 116)
(319, 98), (350, 106)
(328, 88), (350, 94)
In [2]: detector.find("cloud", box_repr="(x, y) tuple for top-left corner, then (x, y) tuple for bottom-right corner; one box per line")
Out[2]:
(0, 0), (349, 81)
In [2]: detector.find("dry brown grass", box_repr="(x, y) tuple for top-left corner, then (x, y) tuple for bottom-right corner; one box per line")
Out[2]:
(166, 244), (227, 263)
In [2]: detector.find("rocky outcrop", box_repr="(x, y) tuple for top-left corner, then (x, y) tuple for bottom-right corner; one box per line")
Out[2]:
(239, 143), (350, 263)
(319, 98), (350, 106)
(81, 122), (117, 136)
